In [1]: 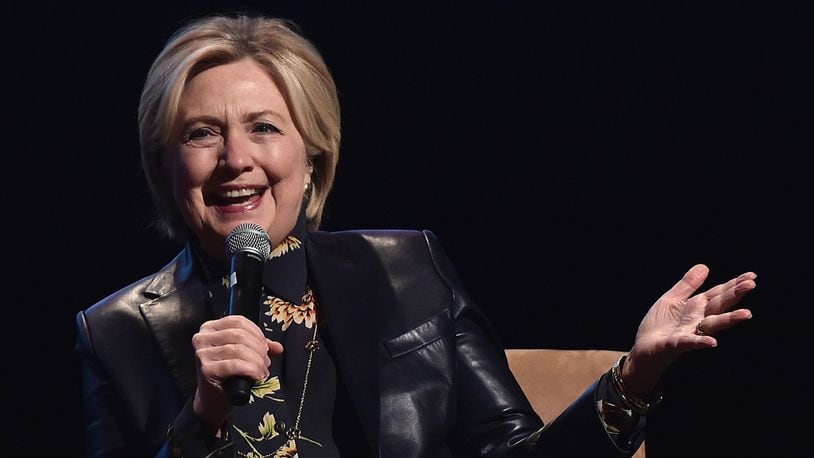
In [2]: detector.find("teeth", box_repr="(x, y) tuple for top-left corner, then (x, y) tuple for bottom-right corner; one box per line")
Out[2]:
(221, 188), (258, 198)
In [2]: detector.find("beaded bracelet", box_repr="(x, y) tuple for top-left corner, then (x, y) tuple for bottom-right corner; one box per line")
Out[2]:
(610, 354), (663, 415)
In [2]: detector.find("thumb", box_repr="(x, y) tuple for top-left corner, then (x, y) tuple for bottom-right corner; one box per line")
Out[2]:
(267, 339), (284, 356)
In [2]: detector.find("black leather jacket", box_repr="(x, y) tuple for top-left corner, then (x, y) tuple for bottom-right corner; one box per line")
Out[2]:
(76, 230), (633, 457)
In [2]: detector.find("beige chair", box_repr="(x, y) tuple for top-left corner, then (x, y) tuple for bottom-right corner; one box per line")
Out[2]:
(505, 348), (646, 458)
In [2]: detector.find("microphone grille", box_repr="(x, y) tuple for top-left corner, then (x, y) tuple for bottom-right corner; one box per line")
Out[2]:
(225, 223), (271, 258)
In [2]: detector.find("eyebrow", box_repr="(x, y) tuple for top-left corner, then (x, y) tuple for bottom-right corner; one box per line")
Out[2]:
(179, 115), (221, 128)
(180, 110), (286, 127)
(244, 110), (285, 122)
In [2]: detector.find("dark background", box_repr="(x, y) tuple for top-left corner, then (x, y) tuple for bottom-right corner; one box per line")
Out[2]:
(6, 1), (810, 456)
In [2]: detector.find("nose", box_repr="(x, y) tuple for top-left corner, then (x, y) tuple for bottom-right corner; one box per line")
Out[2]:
(220, 133), (254, 173)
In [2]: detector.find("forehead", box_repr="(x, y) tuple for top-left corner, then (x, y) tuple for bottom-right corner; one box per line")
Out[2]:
(178, 59), (289, 116)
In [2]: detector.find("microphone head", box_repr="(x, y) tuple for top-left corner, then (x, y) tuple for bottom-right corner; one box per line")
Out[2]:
(225, 223), (271, 259)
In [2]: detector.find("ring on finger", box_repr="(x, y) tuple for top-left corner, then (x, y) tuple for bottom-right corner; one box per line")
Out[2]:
(694, 321), (706, 336)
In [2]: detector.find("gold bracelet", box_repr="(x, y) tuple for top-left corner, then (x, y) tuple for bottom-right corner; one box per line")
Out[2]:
(610, 354), (663, 415)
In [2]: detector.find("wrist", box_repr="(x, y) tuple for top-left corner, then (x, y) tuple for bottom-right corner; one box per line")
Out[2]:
(193, 387), (232, 437)
(611, 354), (663, 415)
(621, 349), (669, 399)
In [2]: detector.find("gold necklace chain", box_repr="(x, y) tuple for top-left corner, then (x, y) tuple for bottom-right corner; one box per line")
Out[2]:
(236, 289), (321, 458)
(287, 318), (319, 441)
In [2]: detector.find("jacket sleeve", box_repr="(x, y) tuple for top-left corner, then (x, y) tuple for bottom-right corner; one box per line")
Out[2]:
(76, 311), (235, 458)
(76, 309), (157, 458)
(422, 230), (642, 457)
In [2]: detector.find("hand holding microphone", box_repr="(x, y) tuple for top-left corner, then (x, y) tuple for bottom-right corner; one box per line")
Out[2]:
(221, 223), (272, 406)
(192, 223), (283, 432)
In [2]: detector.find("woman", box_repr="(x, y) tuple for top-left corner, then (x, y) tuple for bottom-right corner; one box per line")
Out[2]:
(75, 14), (756, 458)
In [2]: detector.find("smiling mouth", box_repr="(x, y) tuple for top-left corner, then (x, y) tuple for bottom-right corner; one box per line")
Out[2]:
(210, 187), (264, 208)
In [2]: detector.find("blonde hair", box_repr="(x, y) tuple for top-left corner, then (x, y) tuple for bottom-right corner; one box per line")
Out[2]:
(138, 14), (340, 239)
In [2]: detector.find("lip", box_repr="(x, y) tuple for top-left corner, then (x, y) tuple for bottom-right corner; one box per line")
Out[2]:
(208, 185), (266, 214)
(215, 194), (262, 213)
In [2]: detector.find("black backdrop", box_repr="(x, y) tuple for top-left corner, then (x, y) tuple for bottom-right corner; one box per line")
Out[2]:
(6, 2), (810, 457)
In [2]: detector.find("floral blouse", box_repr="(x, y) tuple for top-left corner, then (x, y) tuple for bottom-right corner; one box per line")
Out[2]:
(197, 212), (343, 458)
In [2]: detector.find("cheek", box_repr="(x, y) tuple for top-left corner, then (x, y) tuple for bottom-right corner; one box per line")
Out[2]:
(265, 150), (300, 179)
(264, 146), (308, 192)
(167, 153), (207, 209)
(172, 151), (209, 186)
(272, 162), (307, 198)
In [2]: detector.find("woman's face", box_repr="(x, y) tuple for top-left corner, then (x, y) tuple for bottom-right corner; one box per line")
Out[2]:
(169, 58), (310, 259)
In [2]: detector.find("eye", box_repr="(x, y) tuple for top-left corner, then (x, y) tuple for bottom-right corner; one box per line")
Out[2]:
(187, 127), (217, 140)
(253, 122), (281, 134)
(181, 126), (221, 147)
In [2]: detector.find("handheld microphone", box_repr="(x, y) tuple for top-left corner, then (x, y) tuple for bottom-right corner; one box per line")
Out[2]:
(222, 223), (271, 406)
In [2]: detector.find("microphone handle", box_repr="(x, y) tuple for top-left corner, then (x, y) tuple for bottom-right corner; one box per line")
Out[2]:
(223, 377), (254, 406)
(224, 250), (265, 406)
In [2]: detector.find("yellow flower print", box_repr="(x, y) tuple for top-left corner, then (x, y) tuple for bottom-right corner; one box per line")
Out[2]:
(232, 411), (284, 457)
(273, 439), (298, 458)
(251, 375), (283, 403)
(270, 236), (302, 259)
(257, 412), (279, 440)
(264, 288), (316, 331)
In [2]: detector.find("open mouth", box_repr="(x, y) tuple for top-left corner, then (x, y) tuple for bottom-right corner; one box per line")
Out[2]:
(209, 187), (265, 211)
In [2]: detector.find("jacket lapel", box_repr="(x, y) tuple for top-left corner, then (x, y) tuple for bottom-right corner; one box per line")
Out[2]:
(138, 247), (211, 400)
(307, 232), (383, 455)
(136, 236), (386, 452)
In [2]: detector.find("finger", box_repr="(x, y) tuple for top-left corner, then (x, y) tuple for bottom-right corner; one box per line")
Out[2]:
(200, 316), (266, 342)
(664, 332), (718, 354)
(705, 277), (757, 316)
(197, 341), (271, 368)
(698, 309), (753, 336)
(662, 264), (709, 302)
(196, 344), (270, 377)
(193, 328), (271, 363)
(267, 339), (284, 357)
(701, 271), (757, 303)
(198, 357), (269, 384)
